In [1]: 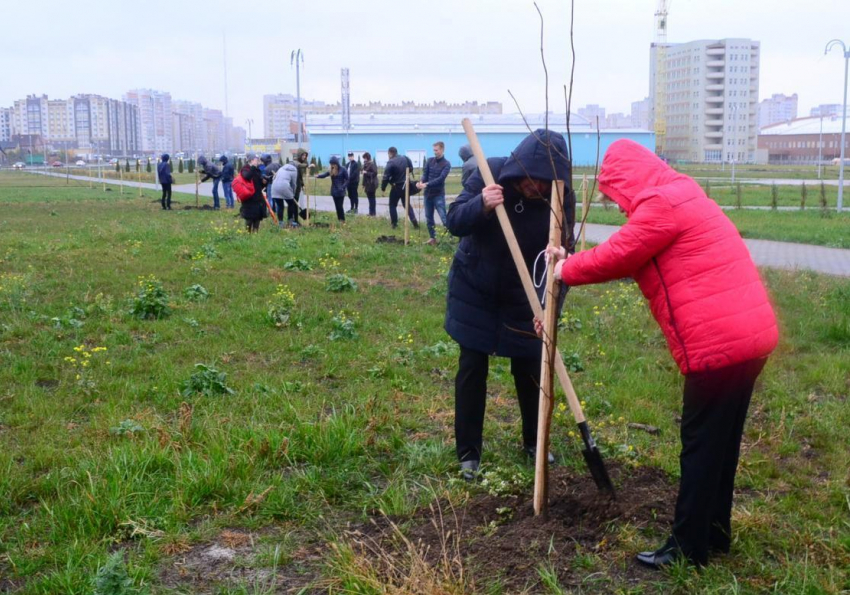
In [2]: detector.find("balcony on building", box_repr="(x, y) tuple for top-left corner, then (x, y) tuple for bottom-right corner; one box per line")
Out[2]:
(704, 143), (723, 150)
(706, 96), (725, 104)
(705, 119), (724, 126)
(706, 60), (726, 68)
(706, 84), (725, 92)
(707, 71), (725, 80)
(704, 131), (724, 139)
(706, 107), (725, 115)
(706, 48), (726, 56)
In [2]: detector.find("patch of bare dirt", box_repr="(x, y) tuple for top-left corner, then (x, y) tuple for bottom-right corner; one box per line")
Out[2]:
(348, 464), (677, 592)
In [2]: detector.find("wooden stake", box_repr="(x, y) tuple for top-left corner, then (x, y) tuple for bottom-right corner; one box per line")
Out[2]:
(533, 180), (564, 516)
(137, 161), (142, 197)
(194, 154), (200, 209)
(120, 164), (124, 195)
(581, 174), (589, 251)
(404, 167), (410, 245)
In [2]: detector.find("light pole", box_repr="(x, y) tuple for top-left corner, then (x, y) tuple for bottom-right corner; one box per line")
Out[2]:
(825, 39), (848, 212)
(730, 105), (738, 183)
(291, 49), (304, 148)
(245, 119), (253, 143)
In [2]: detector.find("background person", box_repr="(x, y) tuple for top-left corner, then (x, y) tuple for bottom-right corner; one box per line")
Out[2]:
(346, 151), (361, 214)
(219, 155), (235, 209)
(547, 139), (778, 570)
(417, 141), (451, 245)
(239, 153), (268, 233)
(381, 147), (419, 230)
(361, 152), (378, 216)
(316, 156), (349, 223)
(157, 153), (173, 210)
(198, 155), (221, 209)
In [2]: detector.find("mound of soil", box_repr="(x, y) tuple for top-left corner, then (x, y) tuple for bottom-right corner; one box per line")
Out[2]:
(376, 235), (402, 244)
(182, 204), (215, 211)
(350, 464), (677, 591)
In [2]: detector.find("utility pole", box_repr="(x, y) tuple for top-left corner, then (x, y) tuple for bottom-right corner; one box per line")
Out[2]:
(291, 49), (304, 148)
(731, 105), (738, 184)
(818, 115), (824, 180)
(825, 39), (848, 212)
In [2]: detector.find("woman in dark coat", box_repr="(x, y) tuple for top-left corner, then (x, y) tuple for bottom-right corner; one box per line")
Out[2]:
(445, 129), (575, 479)
(240, 153), (267, 233)
(361, 152), (379, 216)
(316, 156), (349, 223)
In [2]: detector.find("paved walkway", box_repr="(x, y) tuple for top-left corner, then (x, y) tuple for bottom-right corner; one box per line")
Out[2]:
(31, 171), (850, 277)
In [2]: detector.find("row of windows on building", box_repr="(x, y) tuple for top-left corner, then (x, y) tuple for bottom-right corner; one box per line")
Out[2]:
(764, 139), (850, 149)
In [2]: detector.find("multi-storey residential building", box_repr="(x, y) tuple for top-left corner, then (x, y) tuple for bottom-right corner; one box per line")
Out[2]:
(630, 97), (652, 130)
(577, 104), (606, 128)
(758, 93), (798, 129)
(810, 104), (847, 118)
(263, 94), (503, 139)
(650, 38), (760, 163)
(0, 108), (13, 142)
(124, 89), (173, 154)
(70, 95), (140, 155)
(12, 95), (50, 139)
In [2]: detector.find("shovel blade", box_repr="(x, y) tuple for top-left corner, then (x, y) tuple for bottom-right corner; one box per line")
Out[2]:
(582, 445), (617, 499)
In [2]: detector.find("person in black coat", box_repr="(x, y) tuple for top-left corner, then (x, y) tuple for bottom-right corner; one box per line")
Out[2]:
(345, 152), (361, 213)
(380, 147), (419, 229)
(198, 155), (222, 209)
(157, 153), (174, 210)
(239, 153), (268, 232)
(361, 152), (379, 216)
(444, 129), (575, 479)
(219, 155), (235, 209)
(316, 156), (349, 222)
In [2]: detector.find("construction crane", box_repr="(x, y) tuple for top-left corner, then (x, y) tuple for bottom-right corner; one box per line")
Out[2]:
(653, 0), (671, 157)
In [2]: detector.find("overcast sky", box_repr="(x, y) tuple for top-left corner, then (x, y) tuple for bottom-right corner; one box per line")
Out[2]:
(2, 0), (848, 131)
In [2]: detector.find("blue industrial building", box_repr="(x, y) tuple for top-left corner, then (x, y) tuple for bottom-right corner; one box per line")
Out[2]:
(305, 113), (654, 168)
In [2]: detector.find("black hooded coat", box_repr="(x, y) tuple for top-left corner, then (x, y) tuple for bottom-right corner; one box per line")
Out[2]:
(444, 130), (575, 358)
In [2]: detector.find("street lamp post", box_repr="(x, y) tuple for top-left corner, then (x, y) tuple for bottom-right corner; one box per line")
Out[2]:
(245, 119), (253, 143)
(730, 105), (738, 184)
(825, 39), (848, 212)
(291, 49), (304, 148)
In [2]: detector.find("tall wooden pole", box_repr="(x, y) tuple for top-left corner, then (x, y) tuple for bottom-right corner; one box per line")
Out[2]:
(533, 181), (564, 516)
(194, 153), (200, 208)
(137, 160), (142, 197)
(404, 167), (411, 245)
(581, 174), (589, 251)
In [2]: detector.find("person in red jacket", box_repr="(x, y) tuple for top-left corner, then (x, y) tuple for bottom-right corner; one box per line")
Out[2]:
(546, 139), (778, 569)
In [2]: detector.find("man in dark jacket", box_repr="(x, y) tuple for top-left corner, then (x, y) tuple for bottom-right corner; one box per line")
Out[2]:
(417, 141), (451, 245)
(445, 129), (575, 479)
(293, 148), (313, 221)
(198, 155), (222, 209)
(346, 151), (361, 214)
(381, 147), (419, 229)
(361, 152), (379, 216)
(458, 144), (479, 188)
(157, 153), (174, 210)
(219, 155), (235, 209)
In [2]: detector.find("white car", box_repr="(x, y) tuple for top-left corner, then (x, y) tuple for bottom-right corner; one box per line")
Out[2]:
(75, 160), (86, 166)
(12, 162), (25, 169)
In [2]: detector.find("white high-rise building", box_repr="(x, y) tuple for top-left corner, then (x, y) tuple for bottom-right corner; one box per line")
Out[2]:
(631, 97), (652, 130)
(758, 93), (798, 129)
(0, 107), (12, 142)
(12, 94), (50, 139)
(124, 89), (173, 154)
(650, 38), (760, 163)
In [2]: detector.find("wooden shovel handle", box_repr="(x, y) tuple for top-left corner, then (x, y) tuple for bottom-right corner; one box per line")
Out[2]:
(461, 118), (586, 424)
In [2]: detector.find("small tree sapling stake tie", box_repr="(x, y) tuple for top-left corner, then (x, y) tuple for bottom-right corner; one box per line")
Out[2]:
(533, 179), (564, 516)
(461, 118), (615, 499)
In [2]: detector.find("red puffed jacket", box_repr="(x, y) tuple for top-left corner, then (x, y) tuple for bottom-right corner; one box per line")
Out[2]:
(560, 140), (778, 375)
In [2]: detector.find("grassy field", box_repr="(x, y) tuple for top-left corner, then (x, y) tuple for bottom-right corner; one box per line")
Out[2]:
(0, 175), (848, 594)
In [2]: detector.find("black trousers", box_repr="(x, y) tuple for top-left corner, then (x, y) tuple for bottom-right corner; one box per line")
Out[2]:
(285, 199), (298, 222)
(454, 346), (541, 463)
(669, 357), (767, 565)
(347, 182), (359, 210)
(160, 183), (172, 209)
(365, 189), (377, 216)
(331, 195), (346, 222)
(389, 185), (417, 228)
(273, 198), (286, 223)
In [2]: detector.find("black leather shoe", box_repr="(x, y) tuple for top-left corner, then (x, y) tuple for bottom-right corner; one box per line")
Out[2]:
(636, 545), (684, 570)
(523, 445), (555, 464)
(460, 460), (479, 482)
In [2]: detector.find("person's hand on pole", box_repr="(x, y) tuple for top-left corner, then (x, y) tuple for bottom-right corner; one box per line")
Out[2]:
(547, 244), (569, 284)
(482, 183), (504, 213)
(533, 318), (544, 338)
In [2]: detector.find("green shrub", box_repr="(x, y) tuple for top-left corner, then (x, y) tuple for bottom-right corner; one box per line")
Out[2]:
(109, 419), (144, 437)
(283, 258), (312, 271)
(267, 284), (296, 328)
(328, 311), (358, 341)
(146, 159), (151, 173)
(93, 551), (137, 595)
(183, 284), (210, 302)
(178, 159), (184, 174)
(181, 363), (234, 397)
(129, 275), (171, 320)
(771, 183), (778, 210)
(326, 273), (357, 293)
(800, 182), (807, 210)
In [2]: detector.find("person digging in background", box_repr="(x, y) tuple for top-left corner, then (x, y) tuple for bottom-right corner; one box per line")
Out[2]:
(293, 148), (313, 220)
(381, 146), (419, 230)
(238, 153), (268, 233)
(271, 158), (299, 227)
(316, 156), (349, 223)
(458, 143), (479, 188)
(445, 129), (575, 481)
(417, 141), (451, 245)
(157, 153), (173, 210)
(361, 152), (379, 216)
(545, 139), (778, 570)
(198, 155), (222, 209)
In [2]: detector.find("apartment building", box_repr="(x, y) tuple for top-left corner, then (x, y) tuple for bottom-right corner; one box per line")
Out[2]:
(650, 38), (760, 163)
(124, 89), (173, 153)
(758, 93), (798, 129)
(0, 107), (14, 143)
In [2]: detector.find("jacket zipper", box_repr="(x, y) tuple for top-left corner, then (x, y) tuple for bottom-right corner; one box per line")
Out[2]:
(652, 258), (691, 373)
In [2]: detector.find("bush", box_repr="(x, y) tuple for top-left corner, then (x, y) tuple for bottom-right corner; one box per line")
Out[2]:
(93, 551), (137, 595)
(267, 284), (296, 328)
(326, 273), (357, 292)
(109, 419), (144, 437)
(329, 311), (358, 341)
(124, 159), (130, 173)
(115, 162), (120, 173)
(181, 363), (234, 397)
(820, 182), (828, 211)
(771, 183), (778, 210)
(178, 159), (184, 174)
(129, 275), (171, 320)
(736, 182), (742, 209)
(146, 159), (151, 173)
(801, 182), (807, 210)
(283, 258), (312, 271)
(135, 159), (140, 173)
(183, 284), (209, 302)
(188, 159), (195, 174)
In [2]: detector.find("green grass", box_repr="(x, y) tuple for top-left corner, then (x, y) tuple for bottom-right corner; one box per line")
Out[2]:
(0, 174), (848, 593)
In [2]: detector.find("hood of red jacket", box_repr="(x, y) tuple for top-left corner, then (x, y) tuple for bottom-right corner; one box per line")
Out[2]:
(598, 140), (688, 215)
